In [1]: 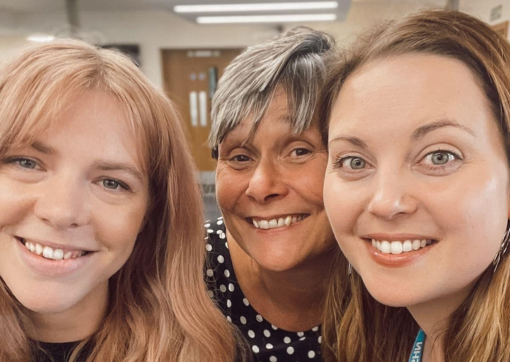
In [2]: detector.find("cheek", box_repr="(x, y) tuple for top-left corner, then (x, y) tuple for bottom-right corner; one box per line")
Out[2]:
(441, 173), (508, 255)
(0, 179), (32, 228)
(323, 175), (357, 239)
(94, 200), (148, 254)
(215, 168), (247, 212)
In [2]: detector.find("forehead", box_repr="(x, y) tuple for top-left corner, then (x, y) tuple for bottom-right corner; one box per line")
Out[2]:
(330, 53), (492, 137)
(221, 89), (291, 143)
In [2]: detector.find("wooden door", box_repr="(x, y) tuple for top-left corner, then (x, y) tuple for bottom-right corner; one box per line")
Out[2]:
(162, 48), (243, 171)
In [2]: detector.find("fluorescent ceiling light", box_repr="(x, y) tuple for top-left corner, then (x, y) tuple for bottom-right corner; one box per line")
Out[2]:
(175, 2), (339, 13)
(27, 34), (55, 43)
(197, 14), (337, 24)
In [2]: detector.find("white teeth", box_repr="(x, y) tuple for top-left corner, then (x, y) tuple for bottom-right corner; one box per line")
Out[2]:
(42, 246), (53, 259)
(21, 239), (86, 261)
(251, 215), (306, 230)
(380, 240), (391, 254)
(390, 241), (403, 254)
(53, 249), (64, 260)
(373, 238), (433, 254)
(402, 240), (412, 252)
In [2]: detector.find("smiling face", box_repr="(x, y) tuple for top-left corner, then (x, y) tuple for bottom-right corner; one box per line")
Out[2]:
(324, 54), (510, 310)
(216, 90), (336, 272)
(0, 90), (149, 324)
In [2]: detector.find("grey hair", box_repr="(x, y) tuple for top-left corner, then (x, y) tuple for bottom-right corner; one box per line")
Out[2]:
(209, 26), (335, 149)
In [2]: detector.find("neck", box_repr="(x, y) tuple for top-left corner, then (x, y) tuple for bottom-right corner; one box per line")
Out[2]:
(407, 287), (472, 362)
(30, 282), (108, 343)
(228, 230), (338, 331)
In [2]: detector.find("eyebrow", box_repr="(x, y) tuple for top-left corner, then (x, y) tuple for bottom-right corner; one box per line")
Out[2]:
(328, 119), (476, 148)
(31, 141), (54, 154)
(93, 162), (145, 183)
(328, 136), (368, 149)
(412, 119), (476, 140)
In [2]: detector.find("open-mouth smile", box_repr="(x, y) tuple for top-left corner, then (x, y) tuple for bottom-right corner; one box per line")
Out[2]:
(16, 237), (93, 261)
(370, 238), (437, 254)
(247, 214), (309, 230)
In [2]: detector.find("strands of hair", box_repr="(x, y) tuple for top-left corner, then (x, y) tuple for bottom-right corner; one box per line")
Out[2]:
(0, 39), (241, 362)
(320, 10), (510, 362)
(209, 26), (334, 148)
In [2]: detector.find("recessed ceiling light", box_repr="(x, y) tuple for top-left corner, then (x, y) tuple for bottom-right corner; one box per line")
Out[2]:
(175, 2), (339, 13)
(196, 14), (337, 24)
(27, 34), (55, 43)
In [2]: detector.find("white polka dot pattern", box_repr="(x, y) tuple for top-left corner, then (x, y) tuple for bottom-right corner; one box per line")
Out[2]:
(204, 218), (323, 361)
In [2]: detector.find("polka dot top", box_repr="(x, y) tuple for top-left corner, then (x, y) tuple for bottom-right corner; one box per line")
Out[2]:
(205, 217), (324, 362)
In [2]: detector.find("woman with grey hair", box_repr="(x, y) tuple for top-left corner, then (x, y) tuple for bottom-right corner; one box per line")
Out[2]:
(205, 27), (347, 362)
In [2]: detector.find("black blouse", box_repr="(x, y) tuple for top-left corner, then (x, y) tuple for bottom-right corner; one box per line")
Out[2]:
(34, 341), (81, 362)
(205, 217), (324, 362)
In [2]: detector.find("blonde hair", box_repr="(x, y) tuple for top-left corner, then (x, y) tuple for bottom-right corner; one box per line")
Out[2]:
(320, 10), (510, 362)
(0, 39), (239, 362)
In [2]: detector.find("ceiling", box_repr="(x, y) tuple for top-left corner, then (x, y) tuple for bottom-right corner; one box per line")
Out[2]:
(0, 0), (443, 13)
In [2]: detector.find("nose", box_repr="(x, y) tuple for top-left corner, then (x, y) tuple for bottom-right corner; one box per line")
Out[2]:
(34, 174), (90, 229)
(245, 159), (288, 203)
(367, 171), (417, 220)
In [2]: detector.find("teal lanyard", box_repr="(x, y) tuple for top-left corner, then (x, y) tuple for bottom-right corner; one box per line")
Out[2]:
(408, 329), (425, 362)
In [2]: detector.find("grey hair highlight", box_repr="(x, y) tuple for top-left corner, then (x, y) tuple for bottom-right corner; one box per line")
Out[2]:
(209, 26), (334, 149)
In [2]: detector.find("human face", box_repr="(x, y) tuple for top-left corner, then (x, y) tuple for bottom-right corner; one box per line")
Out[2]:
(324, 54), (510, 309)
(0, 90), (149, 319)
(216, 90), (336, 272)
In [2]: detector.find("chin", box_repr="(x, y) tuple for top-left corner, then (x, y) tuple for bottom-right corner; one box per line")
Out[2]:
(361, 279), (419, 308)
(17, 293), (79, 315)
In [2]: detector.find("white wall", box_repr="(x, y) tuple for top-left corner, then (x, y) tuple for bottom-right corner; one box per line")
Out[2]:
(0, 1), (446, 89)
(460, 0), (510, 28)
(0, 10), (278, 88)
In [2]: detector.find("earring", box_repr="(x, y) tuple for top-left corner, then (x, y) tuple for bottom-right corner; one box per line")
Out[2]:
(493, 220), (510, 274)
(348, 263), (352, 275)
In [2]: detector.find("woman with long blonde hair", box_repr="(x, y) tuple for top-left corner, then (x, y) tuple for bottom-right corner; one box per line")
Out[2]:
(321, 10), (510, 362)
(0, 39), (239, 362)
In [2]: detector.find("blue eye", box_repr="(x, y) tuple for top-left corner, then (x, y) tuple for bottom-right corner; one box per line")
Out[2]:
(4, 157), (39, 170)
(18, 158), (37, 169)
(429, 151), (454, 165)
(422, 150), (460, 166)
(335, 156), (366, 170)
(102, 179), (129, 191)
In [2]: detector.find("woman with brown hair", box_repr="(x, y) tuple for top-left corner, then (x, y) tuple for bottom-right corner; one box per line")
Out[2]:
(321, 10), (510, 362)
(0, 39), (239, 362)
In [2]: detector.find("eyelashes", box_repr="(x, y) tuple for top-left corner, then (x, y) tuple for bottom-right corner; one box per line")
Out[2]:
(332, 149), (463, 176)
